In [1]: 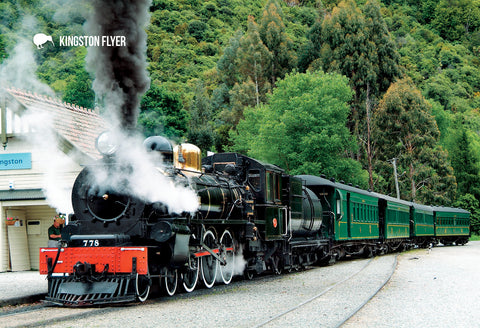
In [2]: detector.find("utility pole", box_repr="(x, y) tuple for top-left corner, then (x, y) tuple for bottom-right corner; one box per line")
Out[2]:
(389, 158), (400, 199)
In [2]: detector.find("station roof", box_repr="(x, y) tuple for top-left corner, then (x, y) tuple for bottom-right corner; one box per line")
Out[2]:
(3, 87), (107, 162)
(0, 189), (45, 201)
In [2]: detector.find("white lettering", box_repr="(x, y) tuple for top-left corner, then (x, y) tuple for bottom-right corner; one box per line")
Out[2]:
(91, 36), (100, 47)
(102, 36), (126, 47)
(58, 35), (125, 47)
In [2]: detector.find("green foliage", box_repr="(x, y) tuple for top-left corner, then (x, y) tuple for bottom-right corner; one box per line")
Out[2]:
(258, 0), (296, 88)
(447, 128), (480, 197)
(454, 193), (480, 234)
(187, 81), (217, 154)
(236, 15), (272, 107)
(62, 70), (94, 109)
(432, 0), (480, 42)
(3, 0), (480, 212)
(373, 78), (456, 204)
(231, 70), (368, 187)
(302, 0), (402, 178)
(138, 83), (188, 140)
(188, 20), (208, 41)
(0, 34), (7, 64)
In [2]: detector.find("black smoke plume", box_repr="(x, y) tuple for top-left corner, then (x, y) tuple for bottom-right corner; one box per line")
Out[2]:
(85, 0), (151, 131)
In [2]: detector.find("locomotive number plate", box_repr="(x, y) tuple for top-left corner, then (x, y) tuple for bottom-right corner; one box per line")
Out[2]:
(82, 239), (100, 247)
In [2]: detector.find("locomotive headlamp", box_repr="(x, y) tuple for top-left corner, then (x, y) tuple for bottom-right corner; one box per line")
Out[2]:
(96, 131), (118, 156)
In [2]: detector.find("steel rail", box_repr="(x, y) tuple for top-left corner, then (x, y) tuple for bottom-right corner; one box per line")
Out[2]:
(253, 255), (398, 328)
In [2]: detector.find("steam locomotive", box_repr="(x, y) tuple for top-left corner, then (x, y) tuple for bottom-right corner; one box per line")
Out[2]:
(39, 133), (470, 306)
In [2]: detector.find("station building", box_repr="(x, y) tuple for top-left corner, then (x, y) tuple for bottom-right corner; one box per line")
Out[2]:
(0, 88), (104, 272)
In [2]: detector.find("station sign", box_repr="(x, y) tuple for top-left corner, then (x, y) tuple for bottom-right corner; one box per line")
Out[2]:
(0, 153), (32, 170)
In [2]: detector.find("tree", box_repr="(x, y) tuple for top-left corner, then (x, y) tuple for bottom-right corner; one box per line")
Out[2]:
(454, 193), (480, 234)
(372, 78), (456, 204)
(448, 127), (480, 197)
(363, 0), (402, 95)
(188, 20), (208, 42)
(231, 71), (368, 186)
(235, 15), (272, 107)
(302, 0), (402, 189)
(433, 0), (480, 42)
(0, 34), (7, 64)
(216, 15), (272, 150)
(258, 0), (296, 89)
(362, 0), (403, 190)
(62, 70), (95, 109)
(298, 21), (322, 73)
(138, 83), (188, 140)
(187, 81), (216, 154)
(217, 30), (243, 89)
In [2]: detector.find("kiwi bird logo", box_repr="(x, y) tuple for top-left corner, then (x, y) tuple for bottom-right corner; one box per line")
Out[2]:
(33, 33), (54, 49)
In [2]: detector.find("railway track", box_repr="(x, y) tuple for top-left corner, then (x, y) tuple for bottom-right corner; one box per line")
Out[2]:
(0, 255), (398, 328)
(0, 301), (130, 328)
(256, 254), (398, 328)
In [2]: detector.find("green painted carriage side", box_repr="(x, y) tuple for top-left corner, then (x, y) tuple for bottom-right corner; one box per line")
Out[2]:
(335, 189), (349, 240)
(334, 189), (379, 241)
(348, 192), (379, 240)
(411, 205), (435, 237)
(385, 201), (410, 239)
(297, 178), (380, 242)
(434, 208), (470, 237)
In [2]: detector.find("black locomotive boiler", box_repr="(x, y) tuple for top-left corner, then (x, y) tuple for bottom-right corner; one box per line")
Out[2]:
(40, 133), (327, 305)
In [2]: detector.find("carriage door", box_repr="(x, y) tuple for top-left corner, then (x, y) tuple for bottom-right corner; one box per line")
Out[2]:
(347, 193), (352, 238)
(409, 207), (415, 238)
(378, 199), (386, 240)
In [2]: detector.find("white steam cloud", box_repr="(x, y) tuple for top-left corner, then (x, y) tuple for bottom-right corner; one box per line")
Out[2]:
(88, 129), (199, 214)
(19, 109), (77, 214)
(0, 0), (200, 216)
(0, 15), (54, 96)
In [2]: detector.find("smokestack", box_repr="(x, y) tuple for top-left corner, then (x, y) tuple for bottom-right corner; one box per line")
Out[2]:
(85, 0), (151, 131)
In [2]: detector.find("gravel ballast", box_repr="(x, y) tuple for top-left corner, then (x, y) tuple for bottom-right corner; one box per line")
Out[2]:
(8, 241), (478, 328)
(344, 241), (480, 328)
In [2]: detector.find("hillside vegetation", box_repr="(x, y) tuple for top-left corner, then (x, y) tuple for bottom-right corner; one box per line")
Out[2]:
(0, 0), (479, 231)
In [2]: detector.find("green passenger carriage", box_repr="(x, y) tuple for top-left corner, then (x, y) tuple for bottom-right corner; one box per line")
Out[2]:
(433, 207), (470, 245)
(297, 174), (471, 258)
(298, 175), (380, 258)
(410, 204), (435, 246)
(377, 195), (411, 241)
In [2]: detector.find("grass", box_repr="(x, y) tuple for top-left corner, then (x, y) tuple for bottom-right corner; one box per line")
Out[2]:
(469, 234), (480, 241)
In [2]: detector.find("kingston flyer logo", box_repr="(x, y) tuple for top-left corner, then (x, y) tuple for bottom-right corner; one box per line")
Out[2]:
(33, 33), (127, 49)
(33, 33), (54, 49)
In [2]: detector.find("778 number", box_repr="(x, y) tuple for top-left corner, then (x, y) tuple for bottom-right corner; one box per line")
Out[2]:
(83, 239), (100, 247)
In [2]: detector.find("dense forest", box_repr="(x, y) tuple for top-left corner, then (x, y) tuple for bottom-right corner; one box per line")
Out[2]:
(1, 0), (479, 232)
